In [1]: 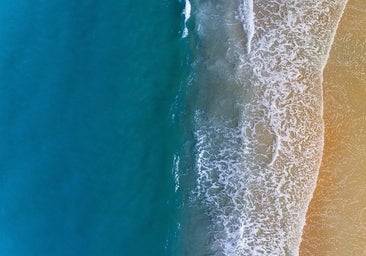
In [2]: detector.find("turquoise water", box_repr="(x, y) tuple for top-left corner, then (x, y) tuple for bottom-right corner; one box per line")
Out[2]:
(0, 1), (186, 255)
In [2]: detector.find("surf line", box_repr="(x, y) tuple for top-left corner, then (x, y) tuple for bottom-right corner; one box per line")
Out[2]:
(182, 0), (191, 38)
(239, 0), (254, 54)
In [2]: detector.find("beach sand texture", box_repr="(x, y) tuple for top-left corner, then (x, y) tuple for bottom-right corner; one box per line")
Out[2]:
(300, 0), (366, 255)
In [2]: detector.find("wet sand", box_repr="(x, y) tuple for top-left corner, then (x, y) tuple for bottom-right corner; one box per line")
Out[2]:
(300, 0), (366, 255)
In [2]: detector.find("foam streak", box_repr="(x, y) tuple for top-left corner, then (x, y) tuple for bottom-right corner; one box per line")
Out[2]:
(239, 0), (255, 54)
(182, 0), (191, 38)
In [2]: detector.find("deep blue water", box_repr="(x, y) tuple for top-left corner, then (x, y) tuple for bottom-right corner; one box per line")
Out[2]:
(0, 1), (186, 255)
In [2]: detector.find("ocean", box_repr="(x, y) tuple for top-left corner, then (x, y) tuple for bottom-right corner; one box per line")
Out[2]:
(0, 0), (185, 255)
(0, 0), (360, 255)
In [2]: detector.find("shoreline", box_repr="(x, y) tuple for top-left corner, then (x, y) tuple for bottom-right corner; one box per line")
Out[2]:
(300, 0), (366, 254)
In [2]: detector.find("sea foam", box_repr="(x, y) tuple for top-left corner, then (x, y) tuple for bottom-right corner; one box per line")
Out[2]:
(182, 0), (191, 38)
(238, 0), (254, 54)
(186, 0), (349, 255)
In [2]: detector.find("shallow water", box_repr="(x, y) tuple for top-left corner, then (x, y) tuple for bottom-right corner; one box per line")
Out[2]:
(300, 0), (366, 254)
(178, 0), (347, 254)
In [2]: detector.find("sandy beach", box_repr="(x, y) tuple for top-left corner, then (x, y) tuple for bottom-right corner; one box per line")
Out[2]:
(300, 0), (366, 254)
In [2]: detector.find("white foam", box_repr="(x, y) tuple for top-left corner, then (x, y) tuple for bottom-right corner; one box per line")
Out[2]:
(172, 154), (180, 192)
(182, 0), (191, 38)
(190, 0), (349, 254)
(239, 0), (255, 54)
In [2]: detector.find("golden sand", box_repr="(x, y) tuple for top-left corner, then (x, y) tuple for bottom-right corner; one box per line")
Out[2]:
(300, 0), (366, 255)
